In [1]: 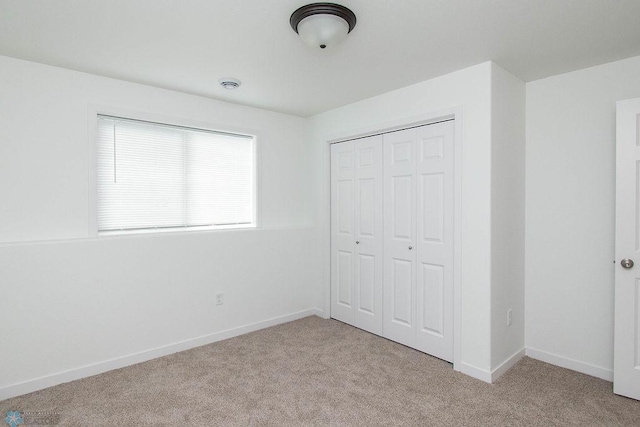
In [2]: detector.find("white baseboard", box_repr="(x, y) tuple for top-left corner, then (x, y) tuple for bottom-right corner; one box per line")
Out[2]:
(313, 308), (328, 319)
(3, 316), (613, 402)
(456, 362), (492, 383)
(491, 348), (525, 382)
(525, 347), (613, 381)
(0, 309), (319, 401)
(456, 349), (525, 384)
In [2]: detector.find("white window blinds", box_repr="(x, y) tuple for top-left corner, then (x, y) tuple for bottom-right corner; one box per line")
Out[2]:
(97, 115), (255, 233)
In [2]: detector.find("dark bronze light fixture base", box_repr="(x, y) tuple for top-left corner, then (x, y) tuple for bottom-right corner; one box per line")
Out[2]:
(290, 3), (357, 35)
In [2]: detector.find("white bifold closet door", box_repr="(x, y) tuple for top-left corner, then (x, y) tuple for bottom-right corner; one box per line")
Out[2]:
(330, 135), (384, 335)
(383, 121), (454, 362)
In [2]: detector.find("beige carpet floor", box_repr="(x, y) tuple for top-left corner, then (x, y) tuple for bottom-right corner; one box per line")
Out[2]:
(2, 316), (640, 426)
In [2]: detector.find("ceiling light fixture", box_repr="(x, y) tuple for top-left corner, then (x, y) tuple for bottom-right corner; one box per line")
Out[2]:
(219, 78), (241, 90)
(290, 3), (356, 50)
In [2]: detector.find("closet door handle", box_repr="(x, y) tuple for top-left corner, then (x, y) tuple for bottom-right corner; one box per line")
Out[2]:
(408, 246), (413, 250)
(355, 241), (360, 245)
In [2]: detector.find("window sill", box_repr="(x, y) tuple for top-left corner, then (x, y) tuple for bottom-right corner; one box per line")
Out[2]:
(98, 223), (256, 237)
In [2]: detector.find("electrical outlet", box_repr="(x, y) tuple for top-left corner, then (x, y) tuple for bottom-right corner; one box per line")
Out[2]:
(216, 292), (224, 306)
(507, 309), (513, 326)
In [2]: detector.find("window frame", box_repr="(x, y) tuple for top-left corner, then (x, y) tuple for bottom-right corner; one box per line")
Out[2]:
(88, 105), (261, 237)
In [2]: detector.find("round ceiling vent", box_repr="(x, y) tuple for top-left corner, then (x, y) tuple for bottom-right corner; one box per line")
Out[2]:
(219, 78), (241, 90)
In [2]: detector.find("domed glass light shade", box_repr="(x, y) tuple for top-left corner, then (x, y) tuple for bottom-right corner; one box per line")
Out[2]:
(290, 3), (357, 49)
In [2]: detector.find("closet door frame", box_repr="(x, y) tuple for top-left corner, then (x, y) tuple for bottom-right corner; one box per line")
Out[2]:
(322, 107), (463, 372)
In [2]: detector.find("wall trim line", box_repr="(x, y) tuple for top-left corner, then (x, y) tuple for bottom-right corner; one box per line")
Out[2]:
(0, 309), (320, 401)
(491, 348), (525, 382)
(525, 347), (613, 381)
(456, 362), (492, 384)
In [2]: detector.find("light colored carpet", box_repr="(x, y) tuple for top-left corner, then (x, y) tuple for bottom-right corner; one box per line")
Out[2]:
(2, 316), (639, 426)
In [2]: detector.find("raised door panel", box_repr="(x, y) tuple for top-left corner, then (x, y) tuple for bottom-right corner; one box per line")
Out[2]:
(383, 128), (417, 347)
(418, 263), (444, 336)
(357, 178), (375, 237)
(391, 258), (413, 326)
(415, 121), (454, 362)
(357, 254), (375, 314)
(421, 173), (444, 244)
(336, 180), (353, 236)
(354, 135), (383, 335)
(331, 142), (355, 325)
(392, 176), (413, 240)
(337, 251), (353, 307)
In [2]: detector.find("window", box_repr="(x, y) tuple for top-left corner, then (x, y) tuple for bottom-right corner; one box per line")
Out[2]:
(96, 115), (255, 234)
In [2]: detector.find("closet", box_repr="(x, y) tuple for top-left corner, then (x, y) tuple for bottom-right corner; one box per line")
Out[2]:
(330, 120), (454, 362)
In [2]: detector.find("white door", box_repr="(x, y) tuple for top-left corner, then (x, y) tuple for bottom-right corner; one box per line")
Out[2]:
(383, 121), (454, 362)
(331, 136), (383, 335)
(614, 98), (640, 400)
(353, 136), (384, 334)
(415, 122), (454, 361)
(331, 141), (356, 325)
(383, 128), (418, 347)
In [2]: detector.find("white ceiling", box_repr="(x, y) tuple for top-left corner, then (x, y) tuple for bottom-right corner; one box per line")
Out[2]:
(1, 0), (639, 117)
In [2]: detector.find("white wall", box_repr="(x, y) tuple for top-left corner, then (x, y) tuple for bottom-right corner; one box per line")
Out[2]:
(309, 63), (495, 375)
(0, 55), (320, 398)
(10, 43), (628, 397)
(0, 56), (312, 242)
(526, 55), (640, 380)
(490, 64), (526, 369)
